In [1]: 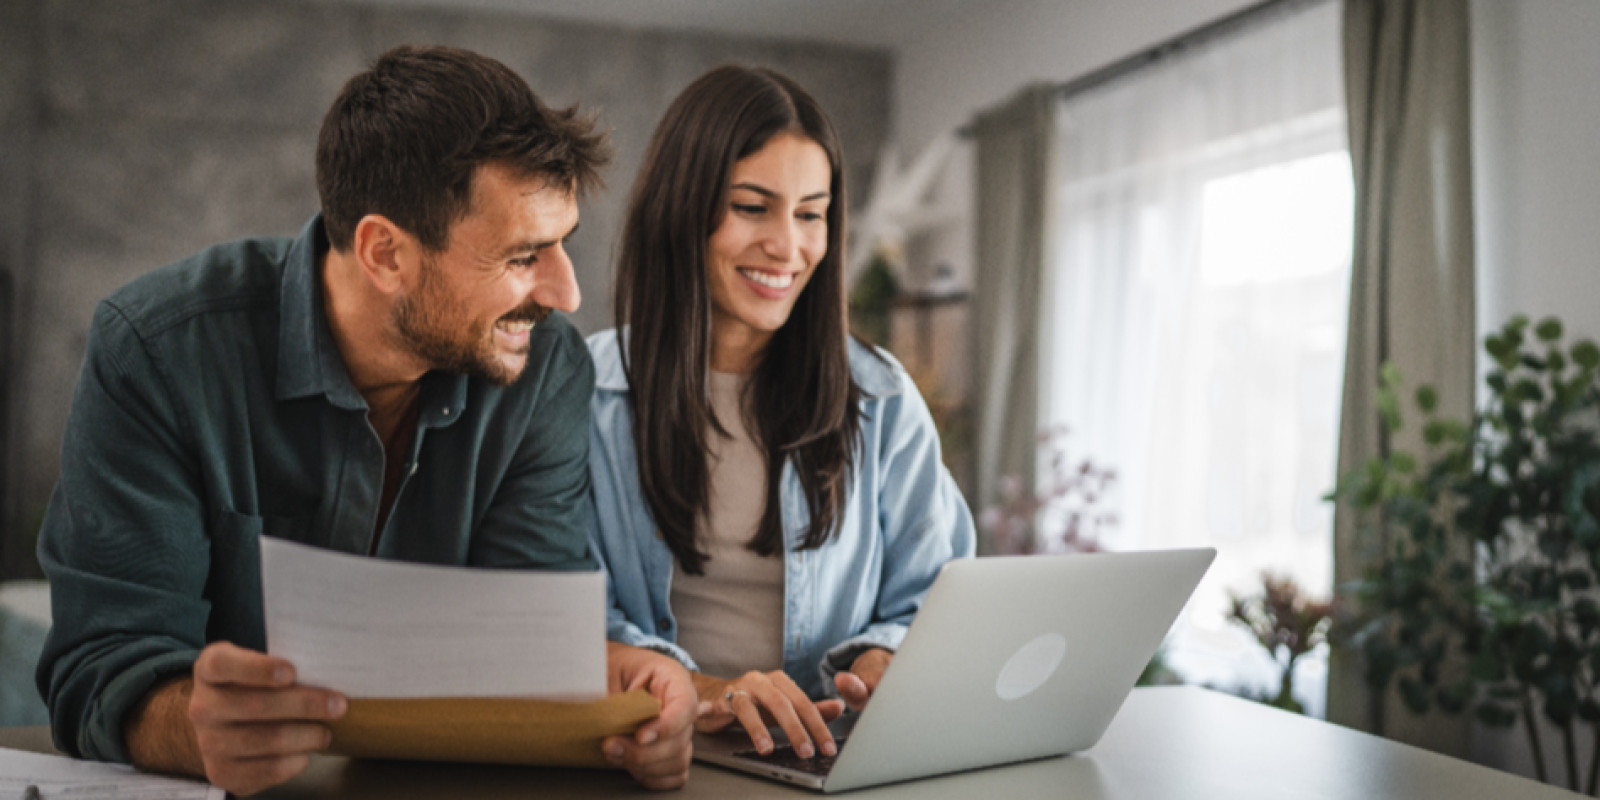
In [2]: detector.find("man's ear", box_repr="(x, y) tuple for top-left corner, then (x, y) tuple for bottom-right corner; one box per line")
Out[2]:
(350, 215), (418, 295)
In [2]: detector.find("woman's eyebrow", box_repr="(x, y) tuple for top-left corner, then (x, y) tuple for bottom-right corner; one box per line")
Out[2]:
(731, 182), (831, 203)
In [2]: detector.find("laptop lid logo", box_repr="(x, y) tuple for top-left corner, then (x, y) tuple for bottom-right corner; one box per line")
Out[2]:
(995, 633), (1067, 700)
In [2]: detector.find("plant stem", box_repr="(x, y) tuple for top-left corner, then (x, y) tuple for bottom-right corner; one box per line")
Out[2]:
(1566, 719), (1580, 791)
(1524, 688), (1549, 784)
(1276, 666), (1296, 712)
(1586, 720), (1599, 796)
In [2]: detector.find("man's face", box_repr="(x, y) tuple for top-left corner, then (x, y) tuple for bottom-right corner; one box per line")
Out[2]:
(392, 163), (581, 386)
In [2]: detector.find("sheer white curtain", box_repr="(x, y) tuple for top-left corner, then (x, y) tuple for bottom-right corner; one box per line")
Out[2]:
(1043, 0), (1347, 712)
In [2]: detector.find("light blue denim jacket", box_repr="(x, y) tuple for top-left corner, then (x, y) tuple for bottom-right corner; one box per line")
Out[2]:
(586, 329), (976, 700)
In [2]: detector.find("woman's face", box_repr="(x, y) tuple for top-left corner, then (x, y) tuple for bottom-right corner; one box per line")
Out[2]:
(706, 132), (832, 368)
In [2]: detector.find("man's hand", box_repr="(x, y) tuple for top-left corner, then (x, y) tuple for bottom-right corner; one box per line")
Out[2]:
(834, 648), (893, 712)
(601, 642), (698, 790)
(126, 642), (347, 796)
(692, 670), (845, 759)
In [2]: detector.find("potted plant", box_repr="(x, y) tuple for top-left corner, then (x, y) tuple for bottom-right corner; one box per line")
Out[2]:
(1332, 315), (1600, 793)
(1228, 572), (1334, 715)
(977, 427), (1116, 555)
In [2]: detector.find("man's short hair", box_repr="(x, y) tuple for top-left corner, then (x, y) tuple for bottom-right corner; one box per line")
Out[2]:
(316, 45), (611, 253)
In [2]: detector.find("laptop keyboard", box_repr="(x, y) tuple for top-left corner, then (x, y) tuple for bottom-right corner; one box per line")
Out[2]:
(734, 736), (849, 776)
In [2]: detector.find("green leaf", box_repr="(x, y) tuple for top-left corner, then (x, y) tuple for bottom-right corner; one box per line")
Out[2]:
(1549, 349), (1567, 373)
(1468, 651), (1505, 682)
(1391, 452), (1418, 475)
(1476, 701), (1518, 727)
(1512, 379), (1544, 403)
(1398, 676), (1431, 714)
(1580, 700), (1600, 724)
(1536, 318), (1564, 342)
(1437, 419), (1470, 443)
(1576, 598), (1600, 627)
(1416, 386), (1439, 413)
(1378, 391), (1402, 433)
(1381, 361), (1403, 389)
(1574, 341), (1600, 370)
(1562, 570), (1593, 592)
(1485, 335), (1509, 361)
(1489, 685), (1522, 701)
(1437, 682), (1473, 715)
(1423, 420), (1446, 446)
(1544, 675), (1577, 726)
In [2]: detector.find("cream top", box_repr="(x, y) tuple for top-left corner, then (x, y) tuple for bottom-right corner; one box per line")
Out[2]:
(669, 370), (786, 678)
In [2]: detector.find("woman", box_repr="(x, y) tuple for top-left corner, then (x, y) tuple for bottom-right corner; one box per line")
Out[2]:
(587, 65), (975, 761)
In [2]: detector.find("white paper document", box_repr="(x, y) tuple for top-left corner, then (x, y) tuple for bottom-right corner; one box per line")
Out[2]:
(0, 746), (223, 800)
(260, 537), (605, 700)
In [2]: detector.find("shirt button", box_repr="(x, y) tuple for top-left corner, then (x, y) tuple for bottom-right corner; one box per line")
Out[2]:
(443, 407), (452, 416)
(657, 618), (672, 633)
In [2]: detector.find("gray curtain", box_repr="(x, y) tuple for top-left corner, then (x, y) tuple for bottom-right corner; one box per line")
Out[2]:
(969, 85), (1056, 553)
(1328, 0), (1475, 756)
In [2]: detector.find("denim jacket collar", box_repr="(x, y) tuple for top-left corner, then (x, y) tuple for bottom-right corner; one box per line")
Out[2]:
(592, 328), (903, 398)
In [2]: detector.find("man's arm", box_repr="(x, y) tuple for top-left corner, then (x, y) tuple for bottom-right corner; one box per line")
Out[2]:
(35, 302), (346, 795)
(35, 302), (213, 763)
(124, 644), (346, 796)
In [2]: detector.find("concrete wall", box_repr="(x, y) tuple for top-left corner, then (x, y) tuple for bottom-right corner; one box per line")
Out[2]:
(1469, 0), (1600, 786)
(1472, 0), (1600, 345)
(0, 0), (890, 576)
(0, 0), (43, 579)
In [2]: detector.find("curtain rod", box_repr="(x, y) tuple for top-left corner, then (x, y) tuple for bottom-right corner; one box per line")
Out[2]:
(959, 0), (1330, 136)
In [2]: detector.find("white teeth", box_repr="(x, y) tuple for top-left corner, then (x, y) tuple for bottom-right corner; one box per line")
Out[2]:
(497, 320), (534, 334)
(739, 269), (794, 289)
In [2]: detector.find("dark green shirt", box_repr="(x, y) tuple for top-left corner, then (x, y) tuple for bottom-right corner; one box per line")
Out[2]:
(35, 216), (597, 763)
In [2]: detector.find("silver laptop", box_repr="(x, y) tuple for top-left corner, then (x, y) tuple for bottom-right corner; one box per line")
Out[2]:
(693, 548), (1215, 792)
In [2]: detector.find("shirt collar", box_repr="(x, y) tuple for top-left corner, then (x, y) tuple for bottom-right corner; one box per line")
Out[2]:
(274, 215), (469, 426)
(593, 328), (902, 398)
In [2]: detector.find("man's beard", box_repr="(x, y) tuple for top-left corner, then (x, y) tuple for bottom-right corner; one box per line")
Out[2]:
(392, 259), (551, 387)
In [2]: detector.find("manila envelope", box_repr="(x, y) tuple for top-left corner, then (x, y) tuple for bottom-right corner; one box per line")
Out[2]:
(327, 688), (661, 768)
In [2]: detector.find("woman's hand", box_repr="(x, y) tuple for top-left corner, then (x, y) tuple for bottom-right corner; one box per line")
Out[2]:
(692, 671), (844, 758)
(834, 648), (892, 712)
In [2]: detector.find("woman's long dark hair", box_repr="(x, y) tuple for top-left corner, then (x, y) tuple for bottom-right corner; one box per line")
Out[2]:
(614, 65), (864, 575)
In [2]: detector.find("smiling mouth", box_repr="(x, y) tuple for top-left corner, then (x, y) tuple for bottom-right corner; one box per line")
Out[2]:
(738, 268), (794, 289)
(495, 300), (551, 336)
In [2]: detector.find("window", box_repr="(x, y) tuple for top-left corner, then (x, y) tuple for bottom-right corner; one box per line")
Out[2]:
(1042, 0), (1346, 715)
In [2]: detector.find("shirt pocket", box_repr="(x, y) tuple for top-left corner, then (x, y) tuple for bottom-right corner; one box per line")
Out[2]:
(207, 510), (309, 653)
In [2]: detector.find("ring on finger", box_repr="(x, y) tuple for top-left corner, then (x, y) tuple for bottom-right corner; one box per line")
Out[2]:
(724, 690), (752, 707)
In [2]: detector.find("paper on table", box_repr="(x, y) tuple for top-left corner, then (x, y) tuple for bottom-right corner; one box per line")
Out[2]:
(261, 536), (605, 700)
(0, 747), (224, 799)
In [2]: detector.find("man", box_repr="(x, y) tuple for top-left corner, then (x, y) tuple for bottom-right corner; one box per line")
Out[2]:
(34, 45), (696, 795)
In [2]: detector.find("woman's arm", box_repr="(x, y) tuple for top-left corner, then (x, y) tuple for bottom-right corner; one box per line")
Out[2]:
(818, 364), (978, 703)
(584, 488), (700, 670)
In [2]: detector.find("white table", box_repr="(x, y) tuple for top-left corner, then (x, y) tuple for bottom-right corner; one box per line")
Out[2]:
(1, 687), (1581, 798)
